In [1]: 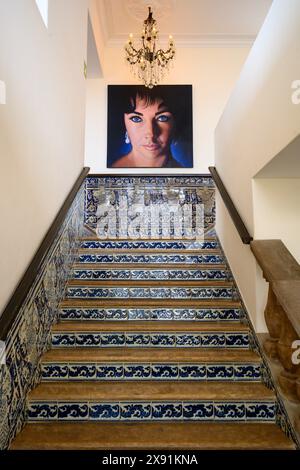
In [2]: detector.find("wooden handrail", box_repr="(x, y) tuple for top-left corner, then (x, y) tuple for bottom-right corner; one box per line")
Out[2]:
(0, 167), (90, 341)
(208, 166), (252, 244)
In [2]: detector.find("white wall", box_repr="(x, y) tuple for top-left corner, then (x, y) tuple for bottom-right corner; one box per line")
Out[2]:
(215, 0), (300, 331)
(0, 0), (88, 314)
(253, 178), (300, 263)
(85, 46), (250, 173)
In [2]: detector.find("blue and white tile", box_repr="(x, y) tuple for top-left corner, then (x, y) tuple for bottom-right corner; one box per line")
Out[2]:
(68, 364), (97, 380)
(201, 334), (226, 348)
(52, 334), (76, 347)
(89, 403), (120, 420)
(151, 334), (176, 347)
(58, 307), (243, 322)
(234, 365), (261, 381)
(66, 285), (234, 300)
(225, 334), (250, 348)
(124, 365), (151, 380)
(182, 403), (214, 420)
(57, 403), (89, 420)
(41, 364), (69, 380)
(125, 334), (151, 347)
(51, 331), (250, 349)
(99, 334), (126, 347)
(176, 334), (202, 347)
(151, 365), (178, 379)
(27, 403), (58, 420)
(173, 309), (196, 320)
(120, 403), (152, 420)
(207, 365), (234, 380)
(179, 365), (206, 380)
(79, 240), (219, 250)
(72, 269), (230, 282)
(245, 402), (276, 421)
(128, 309), (153, 320)
(60, 308), (84, 320)
(76, 254), (224, 265)
(75, 334), (101, 347)
(152, 403), (182, 420)
(214, 403), (246, 421)
(96, 365), (123, 380)
(104, 309), (128, 320)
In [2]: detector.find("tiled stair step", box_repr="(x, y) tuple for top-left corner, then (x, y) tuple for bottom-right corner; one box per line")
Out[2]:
(65, 281), (237, 300)
(26, 382), (276, 422)
(76, 253), (225, 265)
(10, 422), (295, 450)
(51, 321), (251, 348)
(41, 348), (262, 381)
(71, 267), (232, 281)
(59, 303), (243, 321)
(79, 239), (220, 251)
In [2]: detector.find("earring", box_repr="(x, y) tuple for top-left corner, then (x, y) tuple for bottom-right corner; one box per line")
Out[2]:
(125, 131), (130, 144)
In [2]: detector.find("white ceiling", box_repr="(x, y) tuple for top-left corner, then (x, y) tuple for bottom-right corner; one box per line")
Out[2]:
(96, 0), (273, 47)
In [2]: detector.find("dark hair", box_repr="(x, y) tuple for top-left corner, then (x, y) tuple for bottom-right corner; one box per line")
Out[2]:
(108, 85), (191, 140)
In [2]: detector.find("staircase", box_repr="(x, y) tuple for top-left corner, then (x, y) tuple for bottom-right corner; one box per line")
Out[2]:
(11, 237), (295, 449)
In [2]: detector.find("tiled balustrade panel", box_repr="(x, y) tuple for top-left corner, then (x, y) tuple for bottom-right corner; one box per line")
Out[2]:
(0, 185), (85, 450)
(84, 176), (215, 238)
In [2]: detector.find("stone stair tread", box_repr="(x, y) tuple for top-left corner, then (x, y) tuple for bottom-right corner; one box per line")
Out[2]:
(29, 381), (274, 401)
(42, 347), (260, 363)
(10, 422), (295, 450)
(60, 299), (242, 308)
(52, 321), (249, 332)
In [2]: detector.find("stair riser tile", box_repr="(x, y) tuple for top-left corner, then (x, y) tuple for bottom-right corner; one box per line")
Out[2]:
(27, 401), (276, 422)
(51, 333), (250, 349)
(77, 255), (225, 265)
(59, 308), (243, 322)
(72, 269), (231, 282)
(79, 241), (219, 250)
(41, 363), (262, 381)
(65, 287), (236, 300)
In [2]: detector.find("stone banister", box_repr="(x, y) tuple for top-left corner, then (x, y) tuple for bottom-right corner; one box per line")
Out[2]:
(250, 240), (300, 415)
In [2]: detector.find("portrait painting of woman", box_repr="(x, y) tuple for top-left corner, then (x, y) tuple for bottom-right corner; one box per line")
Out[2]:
(107, 85), (193, 168)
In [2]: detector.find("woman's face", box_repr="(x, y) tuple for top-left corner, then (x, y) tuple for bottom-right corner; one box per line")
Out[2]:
(124, 96), (175, 161)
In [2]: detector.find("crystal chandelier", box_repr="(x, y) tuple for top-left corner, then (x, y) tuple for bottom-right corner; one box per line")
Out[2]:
(125, 6), (175, 88)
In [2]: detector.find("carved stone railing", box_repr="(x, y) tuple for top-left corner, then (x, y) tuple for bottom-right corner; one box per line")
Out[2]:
(251, 240), (300, 430)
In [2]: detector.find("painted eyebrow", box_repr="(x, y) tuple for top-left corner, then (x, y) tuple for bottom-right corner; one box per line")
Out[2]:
(155, 108), (170, 115)
(128, 111), (143, 116)
(128, 108), (170, 116)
